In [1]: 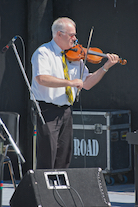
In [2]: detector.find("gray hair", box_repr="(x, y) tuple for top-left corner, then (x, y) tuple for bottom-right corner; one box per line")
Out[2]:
(51, 17), (76, 38)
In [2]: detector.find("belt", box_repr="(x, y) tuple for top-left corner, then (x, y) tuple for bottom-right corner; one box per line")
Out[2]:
(37, 101), (70, 109)
(52, 103), (69, 108)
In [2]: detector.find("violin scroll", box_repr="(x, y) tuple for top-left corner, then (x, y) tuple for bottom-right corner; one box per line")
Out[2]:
(119, 58), (127, 65)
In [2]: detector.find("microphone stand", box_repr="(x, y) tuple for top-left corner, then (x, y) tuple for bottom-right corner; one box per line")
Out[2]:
(0, 118), (25, 164)
(11, 42), (45, 170)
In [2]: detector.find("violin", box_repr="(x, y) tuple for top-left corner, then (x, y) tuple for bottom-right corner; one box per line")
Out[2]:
(65, 44), (127, 65)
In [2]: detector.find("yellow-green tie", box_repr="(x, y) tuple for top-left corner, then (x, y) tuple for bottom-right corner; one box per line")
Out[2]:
(61, 51), (74, 105)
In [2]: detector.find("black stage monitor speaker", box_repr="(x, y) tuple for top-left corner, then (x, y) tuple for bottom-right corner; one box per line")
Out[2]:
(10, 168), (111, 207)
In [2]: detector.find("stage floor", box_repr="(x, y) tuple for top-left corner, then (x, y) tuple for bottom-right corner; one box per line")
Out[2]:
(2, 181), (135, 207)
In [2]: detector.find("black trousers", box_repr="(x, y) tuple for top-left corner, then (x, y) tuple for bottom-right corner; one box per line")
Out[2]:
(36, 102), (73, 169)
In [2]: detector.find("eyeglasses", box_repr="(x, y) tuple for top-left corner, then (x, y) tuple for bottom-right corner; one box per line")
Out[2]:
(60, 31), (77, 38)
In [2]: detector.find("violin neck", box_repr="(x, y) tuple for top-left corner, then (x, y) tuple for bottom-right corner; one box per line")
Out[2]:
(88, 50), (107, 58)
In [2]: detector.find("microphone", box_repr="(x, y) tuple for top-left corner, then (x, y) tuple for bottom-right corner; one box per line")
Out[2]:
(2, 36), (17, 53)
(73, 39), (78, 46)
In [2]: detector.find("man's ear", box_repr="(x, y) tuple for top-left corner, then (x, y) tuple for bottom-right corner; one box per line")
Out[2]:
(57, 31), (61, 37)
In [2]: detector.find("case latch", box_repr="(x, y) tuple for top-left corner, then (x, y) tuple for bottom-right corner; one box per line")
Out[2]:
(94, 124), (103, 134)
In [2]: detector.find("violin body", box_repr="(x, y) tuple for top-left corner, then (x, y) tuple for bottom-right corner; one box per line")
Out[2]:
(65, 44), (127, 65)
(85, 47), (104, 64)
(65, 44), (104, 64)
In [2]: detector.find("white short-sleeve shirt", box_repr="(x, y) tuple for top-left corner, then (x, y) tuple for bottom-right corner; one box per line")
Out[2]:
(31, 39), (89, 106)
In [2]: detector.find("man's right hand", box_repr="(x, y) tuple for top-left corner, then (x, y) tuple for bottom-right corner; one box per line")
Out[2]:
(70, 79), (83, 89)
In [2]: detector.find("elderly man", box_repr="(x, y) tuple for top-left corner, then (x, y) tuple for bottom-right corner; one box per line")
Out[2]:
(31, 17), (119, 169)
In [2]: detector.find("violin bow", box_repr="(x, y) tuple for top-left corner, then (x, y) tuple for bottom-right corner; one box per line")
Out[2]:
(76, 26), (94, 102)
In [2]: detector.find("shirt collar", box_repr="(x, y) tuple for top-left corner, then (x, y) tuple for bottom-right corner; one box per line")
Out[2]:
(51, 39), (62, 55)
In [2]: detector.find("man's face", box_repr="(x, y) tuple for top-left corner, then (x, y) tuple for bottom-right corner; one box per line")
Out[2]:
(60, 23), (77, 50)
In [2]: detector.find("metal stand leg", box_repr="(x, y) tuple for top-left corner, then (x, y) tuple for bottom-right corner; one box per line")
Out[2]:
(4, 156), (16, 190)
(33, 112), (37, 170)
(0, 154), (4, 207)
(17, 156), (23, 179)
